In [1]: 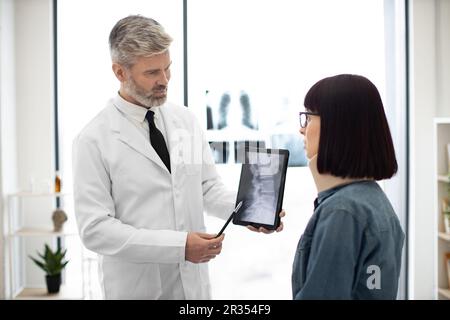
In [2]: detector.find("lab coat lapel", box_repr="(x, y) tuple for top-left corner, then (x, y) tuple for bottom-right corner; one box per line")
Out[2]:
(159, 104), (184, 177)
(110, 105), (169, 173)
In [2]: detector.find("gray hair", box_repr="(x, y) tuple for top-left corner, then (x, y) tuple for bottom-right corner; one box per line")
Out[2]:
(109, 15), (173, 68)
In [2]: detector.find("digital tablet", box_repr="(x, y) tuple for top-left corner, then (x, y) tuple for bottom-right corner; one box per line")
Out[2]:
(233, 148), (289, 230)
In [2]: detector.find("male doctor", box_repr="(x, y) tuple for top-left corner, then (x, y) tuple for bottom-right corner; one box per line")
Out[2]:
(72, 15), (284, 300)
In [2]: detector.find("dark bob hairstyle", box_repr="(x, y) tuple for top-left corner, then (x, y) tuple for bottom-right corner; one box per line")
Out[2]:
(304, 74), (397, 180)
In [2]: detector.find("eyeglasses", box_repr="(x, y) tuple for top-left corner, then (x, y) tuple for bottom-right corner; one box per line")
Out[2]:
(299, 112), (319, 128)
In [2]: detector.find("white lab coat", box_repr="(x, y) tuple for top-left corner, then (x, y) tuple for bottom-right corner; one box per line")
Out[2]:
(72, 96), (236, 299)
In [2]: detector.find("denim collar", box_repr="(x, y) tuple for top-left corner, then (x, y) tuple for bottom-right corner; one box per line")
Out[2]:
(315, 180), (374, 209)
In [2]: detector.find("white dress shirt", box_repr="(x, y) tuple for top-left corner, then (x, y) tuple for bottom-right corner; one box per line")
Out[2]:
(114, 93), (168, 145)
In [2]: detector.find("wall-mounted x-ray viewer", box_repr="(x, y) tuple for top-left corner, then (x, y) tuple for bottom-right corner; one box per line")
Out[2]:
(208, 140), (266, 164)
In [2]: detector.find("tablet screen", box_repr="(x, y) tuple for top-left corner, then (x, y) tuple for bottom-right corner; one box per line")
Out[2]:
(233, 148), (289, 229)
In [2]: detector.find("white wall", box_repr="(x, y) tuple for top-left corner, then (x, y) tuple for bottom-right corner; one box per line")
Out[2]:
(14, 0), (55, 290)
(15, 0), (55, 190)
(409, 0), (450, 299)
(0, 0), (54, 297)
(436, 0), (450, 118)
(0, 0), (19, 300)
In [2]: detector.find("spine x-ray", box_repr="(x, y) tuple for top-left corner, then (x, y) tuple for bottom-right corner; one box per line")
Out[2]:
(234, 149), (289, 229)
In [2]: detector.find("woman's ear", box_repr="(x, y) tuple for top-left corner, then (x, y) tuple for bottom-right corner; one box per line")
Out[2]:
(112, 63), (127, 82)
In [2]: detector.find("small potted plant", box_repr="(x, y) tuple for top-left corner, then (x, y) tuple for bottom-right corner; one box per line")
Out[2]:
(29, 244), (69, 294)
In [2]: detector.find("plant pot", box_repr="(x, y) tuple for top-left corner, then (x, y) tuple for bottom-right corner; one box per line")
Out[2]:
(46, 274), (61, 294)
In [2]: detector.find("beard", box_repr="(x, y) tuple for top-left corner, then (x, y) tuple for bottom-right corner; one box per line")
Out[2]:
(123, 76), (168, 108)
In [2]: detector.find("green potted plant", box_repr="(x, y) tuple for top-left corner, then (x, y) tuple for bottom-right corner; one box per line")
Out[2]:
(29, 244), (69, 294)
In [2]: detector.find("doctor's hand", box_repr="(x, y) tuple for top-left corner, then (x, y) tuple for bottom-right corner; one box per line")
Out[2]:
(247, 210), (286, 234)
(185, 232), (224, 264)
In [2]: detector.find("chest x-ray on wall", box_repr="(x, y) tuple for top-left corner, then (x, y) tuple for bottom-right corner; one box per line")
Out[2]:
(206, 88), (308, 167)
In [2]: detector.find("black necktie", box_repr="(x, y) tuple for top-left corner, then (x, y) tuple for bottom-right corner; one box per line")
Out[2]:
(145, 111), (171, 173)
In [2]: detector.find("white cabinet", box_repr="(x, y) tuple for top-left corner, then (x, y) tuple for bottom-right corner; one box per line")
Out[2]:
(434, 118), (450, 300)
(4, 192), (85, 299)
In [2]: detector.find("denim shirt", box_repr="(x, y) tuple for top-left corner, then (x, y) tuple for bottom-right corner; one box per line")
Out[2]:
(292, 180), (404, 299)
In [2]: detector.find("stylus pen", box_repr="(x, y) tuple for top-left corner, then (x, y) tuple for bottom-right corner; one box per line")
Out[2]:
(215, 201), (243, 238)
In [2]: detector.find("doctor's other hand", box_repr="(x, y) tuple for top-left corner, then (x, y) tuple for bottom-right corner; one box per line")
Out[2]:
(247, 210), (286, 234)
(185, 232), (224, 264)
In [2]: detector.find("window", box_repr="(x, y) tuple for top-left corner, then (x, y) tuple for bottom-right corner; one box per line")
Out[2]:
(57, 0), (407, 299)
(187, 0), (406, 299)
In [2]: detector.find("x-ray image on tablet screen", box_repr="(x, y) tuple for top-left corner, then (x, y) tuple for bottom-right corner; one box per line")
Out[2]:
(233, 148), (289, 230)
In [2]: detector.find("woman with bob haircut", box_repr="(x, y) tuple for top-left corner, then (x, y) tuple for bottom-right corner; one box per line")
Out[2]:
(292, 74), (405, 300)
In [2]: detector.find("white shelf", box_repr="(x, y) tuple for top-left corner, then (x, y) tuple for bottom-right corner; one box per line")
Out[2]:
(14, 286), (84, 300)
(438, 175), (449, 183)
(9, 227), (78, 237)
(4, 190), (86, 300)
(438, 232), (450, 242)
(438, 288), (450, 299)
(434, 118), (450, 124)
(8, 192), (70, 198)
